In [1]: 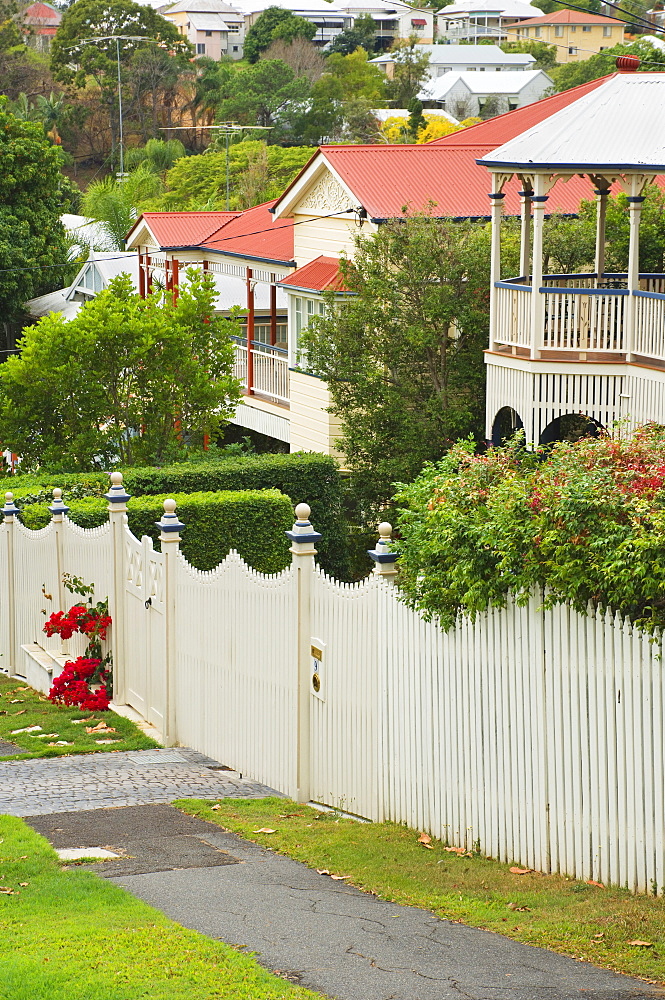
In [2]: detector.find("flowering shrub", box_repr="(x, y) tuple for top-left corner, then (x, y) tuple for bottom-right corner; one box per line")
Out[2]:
(394, 424), (665, 631)
(44, 579), (112, 709)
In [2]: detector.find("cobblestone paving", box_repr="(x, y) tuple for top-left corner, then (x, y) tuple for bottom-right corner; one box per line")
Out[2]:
(0, 748), (280, 816)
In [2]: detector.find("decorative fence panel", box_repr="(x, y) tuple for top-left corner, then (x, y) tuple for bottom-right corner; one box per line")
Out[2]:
(60, 519), (113, 661)
(175, 554), (299, 798)
(2, 480), (665, 894)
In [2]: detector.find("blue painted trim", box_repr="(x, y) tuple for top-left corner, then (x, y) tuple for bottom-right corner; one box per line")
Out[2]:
(285, 530), (322, 544)
(105, 490), (131, 504)
(480, 159), (665, 171)
(627, 196), (646, 203)
(540, 287), (628, 296)
(531, 195), (549, 203)
(2, 501), (19, 517)
(250, 340), (288, 355)
(495, 281), (532, 291)
(49, 504), (70, 516)
(487, 192), (505, 200)
(367, 550), (398, 564)
(543, 272), (598, 280)
(155, 519), (185, 533)
(634, 289), (665, 301)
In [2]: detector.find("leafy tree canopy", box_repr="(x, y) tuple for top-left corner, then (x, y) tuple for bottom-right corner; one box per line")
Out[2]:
(313, 47), (386, 104)
(385, 37), (430, 107)
(300, 215), (521, 514)
(50, 0), (193, 91)
(243, 7), (315, 63)
(550, 39), (665, 92)
(81, 164), (163, 250)
(327, 13), (377, 56)
(215, 59), (311, 141)
(0, 271), (242, 470)
(502, 40), (557, 69)
(0, 96), (70, 327)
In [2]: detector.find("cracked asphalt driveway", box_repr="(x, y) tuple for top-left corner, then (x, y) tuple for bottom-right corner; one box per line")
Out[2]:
(28, 803), (662, 1000)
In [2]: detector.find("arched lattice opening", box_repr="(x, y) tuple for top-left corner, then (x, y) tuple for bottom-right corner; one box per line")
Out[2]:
(539, 412), (604, 447)
(491, 406), (524, 447)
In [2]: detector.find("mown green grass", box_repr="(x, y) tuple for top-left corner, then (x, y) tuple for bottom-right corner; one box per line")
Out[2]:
(176, 797), (665, 986)
(0, 815), (322, 1000)
(0, 675), (158, 759)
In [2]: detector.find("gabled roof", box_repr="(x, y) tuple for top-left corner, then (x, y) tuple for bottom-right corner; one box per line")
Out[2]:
(372, 43), (535, 66)
(481, 73), (665, 172)
(126, 211), (239, 249)
(189, 11), (230, 28)
(279, 256), (346, 293)
(514, 8), (624, 25)
(201, 201), (295, 265)
(161, 0), (240, 13)
(23, 1), (61, 21)
(437, 0), (541, 18)
(421, 68), (550, 100)
(271, 74), (616, 222)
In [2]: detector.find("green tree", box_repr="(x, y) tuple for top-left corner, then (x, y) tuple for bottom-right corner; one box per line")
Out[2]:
(300, 216), (512, 513)
(386, 37), (430, 107)
(0, 96), (70, 350)
(313, 47), (386, 104)
(81, 165), (163, 249)
(50, 0), (192, 161)
(148, 140), (313, 211)
(577, 184), (665, 273)
(502, 40), (557, 69)
(407, 97), (426, 140)
(243, 7), (315, 63)
(124, 137), (186, 176)
(0, 271), (242, 470)
(327, 13), (377, 56)
(215, 59), (311, 141)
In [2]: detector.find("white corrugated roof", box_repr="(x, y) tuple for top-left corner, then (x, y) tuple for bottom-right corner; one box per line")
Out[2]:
(438, 0), (540, 16)
(421, 68), (549, 99)
(373, 42), (533, 65)
(481, 73), (665, 171)
(161, 0), (240, 13)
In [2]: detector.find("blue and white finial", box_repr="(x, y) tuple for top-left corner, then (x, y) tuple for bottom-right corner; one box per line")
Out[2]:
(286, 502), (322, 555)
(2, 491), (18, 521)
(368, 522), (398, 579)
(105, 470), (131, 508)
(156, 498), (185, 542)
(49, 487), (70, 519)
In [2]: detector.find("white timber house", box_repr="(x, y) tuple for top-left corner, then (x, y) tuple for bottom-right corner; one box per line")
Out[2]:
(420, 68), (552, 117)
(371, 42), (536, 78)
(436, 0), (542, 44)
(480, 70), (665, 446)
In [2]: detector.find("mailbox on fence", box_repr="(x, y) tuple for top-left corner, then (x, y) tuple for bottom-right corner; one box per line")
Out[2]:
(311, 639), (325, 701)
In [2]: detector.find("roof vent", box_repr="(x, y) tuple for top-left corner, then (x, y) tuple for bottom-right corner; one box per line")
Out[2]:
(616, 54), (640, 72)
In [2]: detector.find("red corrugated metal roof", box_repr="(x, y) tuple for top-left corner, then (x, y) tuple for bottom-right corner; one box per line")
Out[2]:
(201, 200), (294, 264)
(515, 9), (624, 25)
(279, 256), (345, 292)
(316, 76), (618, 219)
(139, 211), (239, 248)
(24, 1), (61, 20)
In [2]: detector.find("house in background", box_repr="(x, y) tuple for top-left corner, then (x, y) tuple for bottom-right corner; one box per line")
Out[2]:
(505, 9), (626, 62)
(22, 0), (61, 51)
(420, 68), (552, 117)
(436, 0), (542, 44)
(339, 0), (435, 47)
(25, 252), (139, 324)
(159, 0), (247, 58)
(479, 69), (665, 446)
(372, 42), (536, 79)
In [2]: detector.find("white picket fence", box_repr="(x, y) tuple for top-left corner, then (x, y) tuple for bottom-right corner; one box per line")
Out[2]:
(1, 477), (664, 894)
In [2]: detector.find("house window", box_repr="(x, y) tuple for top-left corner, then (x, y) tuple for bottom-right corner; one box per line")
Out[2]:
(582, 24), (591, 30)
(522, 26), (529, 35)
(603, 24), (612, 35)
(555, 24), (563, 35)
(534, 26), (541, 36)
(568, 45), (577, 53)
(228, 22), (239, 31)
(293, 295), (325, 361)
(232, 44), (239, 51)
(197, 42), (205, 53)
(570, 24), (576, 30)
(205, 29), (212, 36)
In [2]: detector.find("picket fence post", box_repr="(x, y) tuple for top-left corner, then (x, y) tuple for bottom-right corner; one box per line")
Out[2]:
(106, 472), (131, 706)
(367, 522), (398, 582)
(286, 503), (321, 804)
(157, 498), (184, 749)
(2, 492), (19, 676)
(49, 488), (69, 654)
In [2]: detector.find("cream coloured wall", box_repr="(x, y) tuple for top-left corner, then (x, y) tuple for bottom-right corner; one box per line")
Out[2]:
(289, 370), (345, 459)
(507, 20), (624, 60)
(292, 214), (378, 267)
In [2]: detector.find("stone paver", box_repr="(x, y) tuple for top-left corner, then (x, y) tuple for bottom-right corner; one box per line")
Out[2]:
(0, 747), (280, 816)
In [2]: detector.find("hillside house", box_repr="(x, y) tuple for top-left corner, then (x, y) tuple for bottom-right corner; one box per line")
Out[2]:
(159, 0), (246, 58)
(505, 8), (626, 62)
(437, 0), (542, 44)
(419, 68), (552, 117)
(372, 42), (536, 78)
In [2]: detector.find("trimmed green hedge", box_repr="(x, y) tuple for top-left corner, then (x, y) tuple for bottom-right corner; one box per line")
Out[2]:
(5, 452), (348, 578)
(20, 490), (293, 574)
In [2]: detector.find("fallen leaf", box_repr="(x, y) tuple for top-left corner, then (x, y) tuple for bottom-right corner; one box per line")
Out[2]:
(31, 734), (58, 739)
(507, 902), (531, 911)
(12, 711), (25, 716)
(85, 722), (115, 734)
(317, 869), (330, 876)
(418, 833), (432, 845)
(95, 739), (120, 745)
(10, 726), (41, 735)
(330, 874), (350, 880)
(593, 933), (604, 940)
(47, 742), (73, 747)
(15, 687), (29, 692)
(253, 828), (276, 834)
(0, 887), (15, 894)
(627, 940), (653, 947)
(70, 717), (96, 725)
(586, 880), (605, 888)
(18, 883), (28, 887)
(509, 867), (532, 875)
(444, 846), (467, 855)
(9, 700), (23, 704)
(211, 804), (221, 811)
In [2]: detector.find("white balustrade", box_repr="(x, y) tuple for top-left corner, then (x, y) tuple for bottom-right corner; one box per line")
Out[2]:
(251, 348), (289, 404)
(233, 341), (247, 386)
(634, 291), (665, 360)
(494, 283), (531, 348)
(543, 290), (626, 352)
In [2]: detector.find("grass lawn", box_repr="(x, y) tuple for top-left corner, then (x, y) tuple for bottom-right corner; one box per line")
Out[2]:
(0, 674), (158, 759)
(0, 815), (323, 1000)
(176, 797), (665, 986)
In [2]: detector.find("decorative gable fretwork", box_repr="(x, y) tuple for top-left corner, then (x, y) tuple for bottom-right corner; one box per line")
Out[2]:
(297, 172), (354, 216)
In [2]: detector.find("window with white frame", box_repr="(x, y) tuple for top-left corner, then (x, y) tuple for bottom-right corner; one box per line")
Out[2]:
(292, 294), (326, 365)
(603, 24), (612, 35)
(582, 24), (591, 31)
(568, 45), (577, 53)
(555, 23), (563, 35)
(197, 42), (205, 53)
